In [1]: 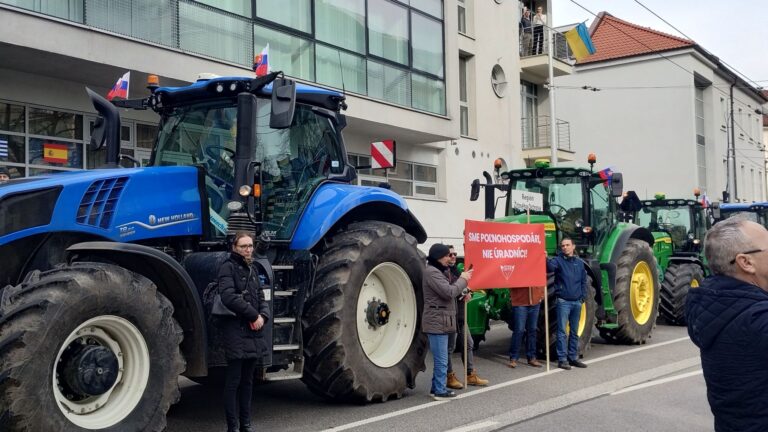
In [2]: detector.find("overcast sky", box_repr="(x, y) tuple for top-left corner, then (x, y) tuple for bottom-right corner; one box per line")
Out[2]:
(551, 0), (767, 88)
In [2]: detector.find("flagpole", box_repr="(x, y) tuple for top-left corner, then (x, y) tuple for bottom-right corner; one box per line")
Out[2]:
(547, 2), (558, 167)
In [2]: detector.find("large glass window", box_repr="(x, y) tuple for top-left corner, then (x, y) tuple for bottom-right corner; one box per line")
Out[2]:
(256, 0), (311, 33)
(367, 60), (410, 106)
(29, 108), (83, 140)
(411, 12), (444, 77)
(195, 0), (251, 17)
(3, 0), (83, 21)
(410, 0), (443, 19)
(29, 138), (83, 169)
(315, 0), (366, 53)
(350, 153), (438, 198)
(254, 25), (314, 81)
(316, 45), (367, 95)
(695, 86), (706, 192)
(368, 0), (409, 65)
(180, 2), (252, 66)
(459, 56), (469, 135)
(86, 0), (177, 47)
(412, 74), (445, 115)
(0, 102), (25, 133)
(0, 135), (24, 164)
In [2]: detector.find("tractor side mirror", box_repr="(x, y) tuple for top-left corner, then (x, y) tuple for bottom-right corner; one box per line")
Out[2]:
(269, 78), (296, 129)
(610, 172), (623, 197)
(470, 179), (480, 201)
(711, 203), (721, 220)
(90, 116), (106, 151)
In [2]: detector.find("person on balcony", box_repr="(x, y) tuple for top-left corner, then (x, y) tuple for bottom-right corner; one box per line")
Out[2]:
(533, 6), (546, 55)
(520, 7), (533, 56)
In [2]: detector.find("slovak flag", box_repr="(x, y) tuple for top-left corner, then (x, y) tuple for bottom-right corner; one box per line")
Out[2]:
(106, 72), (130, 101)
(253, 44), (270, 77)
(700, 194), (710, 208)
(598, 167), (614, 186)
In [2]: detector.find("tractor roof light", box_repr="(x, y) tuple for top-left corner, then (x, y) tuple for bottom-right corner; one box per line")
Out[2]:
(654, 193), (666, 200)
(693, 188), (701, 198)
(494, 158), (503, 170)
(587, 153), (597, 164)
(147, 74), (160, 93)
(534, 159), (550, 168)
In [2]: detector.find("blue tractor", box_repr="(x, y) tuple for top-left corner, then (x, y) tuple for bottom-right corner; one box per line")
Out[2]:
(0, 72), (428, 431)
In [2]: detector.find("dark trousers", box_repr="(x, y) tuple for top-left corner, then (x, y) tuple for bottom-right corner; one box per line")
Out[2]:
(533, 25), (544, 54)
(224, 358), (258, 429)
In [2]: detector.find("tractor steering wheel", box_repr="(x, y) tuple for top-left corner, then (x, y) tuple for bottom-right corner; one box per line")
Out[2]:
(204, 145), (236, 160)
(549, 204), (568, 218)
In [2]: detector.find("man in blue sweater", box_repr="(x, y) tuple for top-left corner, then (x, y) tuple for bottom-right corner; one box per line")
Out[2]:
(547, 237), (588, 370)
(686, 217), (768, 432)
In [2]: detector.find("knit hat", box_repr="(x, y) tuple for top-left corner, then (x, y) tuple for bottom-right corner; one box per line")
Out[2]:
(0, 166), (8, 176)
(428, 243), (451, 261)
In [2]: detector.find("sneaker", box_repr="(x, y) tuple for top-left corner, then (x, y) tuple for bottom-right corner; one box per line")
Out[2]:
(446, 372), (464, 389)
(569, 359), (588, 368)
(527, 358), (542, 368)
(508, 359), (518, 368)
(557, 361), (572, 370)
(432, 391), (457, 401)
(467, 370), (489, 386)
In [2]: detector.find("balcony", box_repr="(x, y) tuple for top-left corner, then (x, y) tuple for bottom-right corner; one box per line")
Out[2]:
(521, 115), (575, 165)
(519, 29), (574, 84)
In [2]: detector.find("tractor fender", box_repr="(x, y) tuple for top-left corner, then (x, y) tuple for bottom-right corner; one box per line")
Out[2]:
(66, 241), (207, 376)
(290, 183), (427, 250)
(585, 258), (603, 307)
(668, 255), (707, 274)
(608, 225), (655, 265)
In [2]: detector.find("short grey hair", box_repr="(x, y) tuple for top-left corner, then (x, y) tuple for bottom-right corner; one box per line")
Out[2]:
(705, 216), (754, 275)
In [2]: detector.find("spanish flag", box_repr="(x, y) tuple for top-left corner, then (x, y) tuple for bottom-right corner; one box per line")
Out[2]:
(565, 23), (596, 61)
(43, 142), (69, 164)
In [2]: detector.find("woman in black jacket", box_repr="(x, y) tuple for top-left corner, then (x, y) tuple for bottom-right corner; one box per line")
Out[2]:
(218, 232), (270, 432)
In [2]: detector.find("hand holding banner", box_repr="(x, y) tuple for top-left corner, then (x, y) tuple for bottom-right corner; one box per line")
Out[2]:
(463, 220), (546, 290)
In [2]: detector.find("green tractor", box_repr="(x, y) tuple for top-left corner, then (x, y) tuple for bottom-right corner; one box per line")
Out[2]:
(467, 158), (661, 357)
(620, 192), (711, 325)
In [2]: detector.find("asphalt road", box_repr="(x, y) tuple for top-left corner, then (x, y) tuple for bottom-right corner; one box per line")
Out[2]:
(165, 323), (712, 432)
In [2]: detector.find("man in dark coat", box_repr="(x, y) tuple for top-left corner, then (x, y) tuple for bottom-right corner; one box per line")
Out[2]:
(686, 217), (768, 432)
(422, 243), (472, 401)
(218, 232), (271, 432)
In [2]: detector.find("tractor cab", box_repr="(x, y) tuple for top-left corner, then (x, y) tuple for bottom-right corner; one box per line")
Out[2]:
(716, 202), (768, 228)
(633, 196), (709, 255)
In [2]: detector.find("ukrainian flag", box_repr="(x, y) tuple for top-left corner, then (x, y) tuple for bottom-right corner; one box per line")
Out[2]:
(565, 23), (596, 61)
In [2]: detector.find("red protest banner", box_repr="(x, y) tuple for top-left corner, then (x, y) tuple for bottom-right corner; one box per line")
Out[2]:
(463, 220), (546, 290)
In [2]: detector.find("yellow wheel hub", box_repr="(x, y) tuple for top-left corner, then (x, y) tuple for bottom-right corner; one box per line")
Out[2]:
(565, 302), (588, 336)
(630, 261), (654, 325)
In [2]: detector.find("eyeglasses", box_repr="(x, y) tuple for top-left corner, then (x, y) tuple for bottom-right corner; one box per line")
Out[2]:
(449, 253), (458, 257)
(237, 244), (254, 249)
(730, 248), (766, 264)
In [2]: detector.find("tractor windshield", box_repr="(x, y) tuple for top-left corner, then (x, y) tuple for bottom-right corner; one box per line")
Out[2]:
(152, 99), (345, 240)
(638, 205), (692, 250)
(509, 174), (585, 240)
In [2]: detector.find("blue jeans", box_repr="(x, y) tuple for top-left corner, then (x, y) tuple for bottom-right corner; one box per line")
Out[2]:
(556, 298), (582, 362)
(509, 304), (541, 360)
(427, 333), (449, 395)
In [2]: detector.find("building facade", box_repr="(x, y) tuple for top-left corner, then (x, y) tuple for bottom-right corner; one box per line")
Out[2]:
(555, 13), (768, 202)
(0, 0), (550, 252)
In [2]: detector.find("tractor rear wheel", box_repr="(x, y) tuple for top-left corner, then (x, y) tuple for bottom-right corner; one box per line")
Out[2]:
(301, 221), (427, 402)
(0, 263), (184, 431)
(599, 239), (660, 344)
(536, 277), (597, 359)
(659, 263), (703, 326)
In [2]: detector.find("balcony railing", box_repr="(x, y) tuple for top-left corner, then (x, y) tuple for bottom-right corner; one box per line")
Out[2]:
(521, 115), (571, 151)
(519, 28), (571, 62)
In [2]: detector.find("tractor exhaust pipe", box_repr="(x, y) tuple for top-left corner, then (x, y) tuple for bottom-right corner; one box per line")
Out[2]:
(86, 87), (121, 168)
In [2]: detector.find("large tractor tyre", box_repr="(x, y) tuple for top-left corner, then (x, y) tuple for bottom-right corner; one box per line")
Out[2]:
(0, 263), (185, 432)
(659, 263), (703, 326)
(598, 239), (660, 344)
(535, 278), (598, 360)
(301, 221), (427, 403)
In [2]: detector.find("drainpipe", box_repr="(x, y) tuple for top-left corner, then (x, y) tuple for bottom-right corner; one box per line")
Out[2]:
(729, 80), (737, 202)
(547, 0), (557, 166)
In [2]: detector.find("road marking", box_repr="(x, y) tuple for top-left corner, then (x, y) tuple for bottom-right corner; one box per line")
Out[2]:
(444, 421), (500, 432)
(321, 336), (693, 431)
(610, 369), (703, 396)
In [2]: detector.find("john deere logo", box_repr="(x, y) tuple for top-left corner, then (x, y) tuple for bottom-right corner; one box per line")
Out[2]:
(148, 215), (156, 225)
(500, 265), (515, 280)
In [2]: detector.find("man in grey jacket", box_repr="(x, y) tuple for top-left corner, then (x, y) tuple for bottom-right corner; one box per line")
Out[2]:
(423, 243), (473, 400)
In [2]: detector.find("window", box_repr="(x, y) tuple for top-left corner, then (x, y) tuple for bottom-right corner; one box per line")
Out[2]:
(195, 0), (251, 17)
(368, 0), (409, 65)
(695, 86), (706, 192)
(136, 123), (157, 149)
(8, 0), (84, 21)
(349, 154), (438, 198)
(411, 74), (445, 115)
(411, 12), (444, 77)
(459, 56), (469, 135)
(315, 0), (366, 53)
(255, 0), (311, 33)
(0, 102), (24, 133)
(410, 0), (442, 18)
(254, 25), (314, 81)
(367, 60), (410, 106)
(179, 2), (252, 66)
(316, 45), (367, 95)
(491, 64), (507, 97)
(86, 0), (177, 47)
(458, 0), (467, 34)
(29, 108), (83, 140)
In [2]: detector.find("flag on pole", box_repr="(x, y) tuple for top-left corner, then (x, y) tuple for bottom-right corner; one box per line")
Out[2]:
(700, 194), (710, 208)
(0, 139), (8, 159)
(564, 23), (596, 61)
(598, 166), (613, 187)
(106, 72), (130, 101)
(253, 44), (270, 77)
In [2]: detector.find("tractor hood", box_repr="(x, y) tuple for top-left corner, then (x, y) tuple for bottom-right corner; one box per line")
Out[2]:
(492, 213), (558, 255)
(0, 167), (203, 245)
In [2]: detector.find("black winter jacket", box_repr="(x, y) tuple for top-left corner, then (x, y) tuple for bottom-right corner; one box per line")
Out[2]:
(217, 252), (271, 361)
(546, 253), (587, 301)
(686, 275), (768, 432)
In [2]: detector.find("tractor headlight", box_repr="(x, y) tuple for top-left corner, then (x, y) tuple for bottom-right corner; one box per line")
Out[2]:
(238, 185), (252, 197)
(227, 201), (243, 211)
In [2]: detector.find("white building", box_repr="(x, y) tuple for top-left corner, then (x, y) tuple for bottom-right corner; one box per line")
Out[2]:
(556, 12), (768, 203)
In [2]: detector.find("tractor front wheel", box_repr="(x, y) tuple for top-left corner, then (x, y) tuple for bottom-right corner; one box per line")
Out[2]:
(301, 221), (427, 402)
(0, 263), (184, 431)
(659, 263), (703, 326)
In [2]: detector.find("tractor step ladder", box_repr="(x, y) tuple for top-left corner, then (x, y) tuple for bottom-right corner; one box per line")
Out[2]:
(265, 264), (304, 381)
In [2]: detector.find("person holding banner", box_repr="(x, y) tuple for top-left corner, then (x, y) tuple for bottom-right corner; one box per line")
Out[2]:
(446, 246), (489, 389)
(423, 243), (473, 401)
(547, 238), (588, 370)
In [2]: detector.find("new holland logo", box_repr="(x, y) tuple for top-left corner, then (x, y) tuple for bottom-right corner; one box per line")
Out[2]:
(500, 265), (515, 280)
